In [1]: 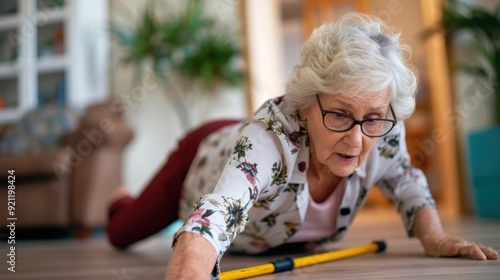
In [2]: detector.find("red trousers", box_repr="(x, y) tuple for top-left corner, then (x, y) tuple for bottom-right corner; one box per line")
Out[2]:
(106, 119), (239, 248)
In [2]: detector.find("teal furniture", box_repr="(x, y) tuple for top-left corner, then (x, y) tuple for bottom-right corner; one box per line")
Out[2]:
(468, 127), (500, 218)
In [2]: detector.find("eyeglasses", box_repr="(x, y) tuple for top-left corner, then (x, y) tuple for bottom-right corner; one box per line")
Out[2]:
(316, 95), (397, 137)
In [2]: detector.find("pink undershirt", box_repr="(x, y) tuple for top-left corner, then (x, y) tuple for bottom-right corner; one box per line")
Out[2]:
(287, 182), (346, 243)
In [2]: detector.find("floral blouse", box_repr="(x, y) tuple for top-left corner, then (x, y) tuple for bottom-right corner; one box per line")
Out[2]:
(173, 96), (436, 275)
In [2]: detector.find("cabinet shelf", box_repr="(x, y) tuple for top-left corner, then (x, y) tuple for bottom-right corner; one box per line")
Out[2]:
(37, 54), (66, 73)
(0, 14), (19, 31)
(35, 6), (68, 25)
(0, 61), (18, 78)
(0, 107), (21, 122)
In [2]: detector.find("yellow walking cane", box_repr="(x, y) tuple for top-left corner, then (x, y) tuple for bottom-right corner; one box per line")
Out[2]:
(216, 240), (386, 280)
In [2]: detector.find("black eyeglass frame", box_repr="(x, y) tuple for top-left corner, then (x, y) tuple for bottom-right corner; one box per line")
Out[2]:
(315, 94), (398, 138)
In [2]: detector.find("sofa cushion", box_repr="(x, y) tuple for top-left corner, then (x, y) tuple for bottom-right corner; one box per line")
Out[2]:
(0, 105), (79, 155)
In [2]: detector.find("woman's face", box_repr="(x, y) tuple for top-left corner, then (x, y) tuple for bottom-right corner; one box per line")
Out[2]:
(301, 92), (392, 177)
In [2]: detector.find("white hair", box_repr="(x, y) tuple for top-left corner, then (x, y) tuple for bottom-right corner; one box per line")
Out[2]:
(284, 13), (418, 121)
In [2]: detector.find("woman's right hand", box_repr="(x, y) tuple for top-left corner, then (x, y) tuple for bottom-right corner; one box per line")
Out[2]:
(165, 232), (217, 280)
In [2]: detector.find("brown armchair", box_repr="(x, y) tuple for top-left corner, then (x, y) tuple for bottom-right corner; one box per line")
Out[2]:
(0, 100), (133, 239)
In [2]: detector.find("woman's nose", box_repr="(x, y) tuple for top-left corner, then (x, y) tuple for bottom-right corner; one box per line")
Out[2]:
(342, 124), (363, 148)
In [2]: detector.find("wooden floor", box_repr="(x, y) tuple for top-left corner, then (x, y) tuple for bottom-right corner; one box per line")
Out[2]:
(1, 208), (499, 280)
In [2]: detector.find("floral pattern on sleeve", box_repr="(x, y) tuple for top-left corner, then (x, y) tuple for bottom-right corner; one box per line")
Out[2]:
(375, 126), (437, 237)
(233, 136), (252, 159)
(237, 161), (258, 181)
(262, 118), (285, 135)
(173, 131), (262, 272)
(377, 134), (400, 159)
(223, 197), (249, 234)
(286, 131), (302, 154)
(270, 157), (288, 186)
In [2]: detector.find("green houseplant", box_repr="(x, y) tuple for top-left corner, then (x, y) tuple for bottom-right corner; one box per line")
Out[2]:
(111, 0), (243, 128)
(426, 0), (500, 218)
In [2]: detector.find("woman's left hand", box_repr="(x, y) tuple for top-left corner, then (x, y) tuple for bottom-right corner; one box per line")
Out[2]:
(413, 207), (499, 260)
(421, 234), (499, 260)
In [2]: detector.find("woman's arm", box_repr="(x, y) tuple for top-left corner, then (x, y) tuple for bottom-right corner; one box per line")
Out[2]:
(413, 207), (499, 260)
(165, 233), (217, 280)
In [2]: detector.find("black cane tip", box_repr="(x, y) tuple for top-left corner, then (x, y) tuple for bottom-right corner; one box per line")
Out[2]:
(372, 240), (387, 253)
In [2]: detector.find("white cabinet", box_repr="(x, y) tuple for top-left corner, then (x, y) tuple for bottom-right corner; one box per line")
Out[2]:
(0, 0), (108, 123)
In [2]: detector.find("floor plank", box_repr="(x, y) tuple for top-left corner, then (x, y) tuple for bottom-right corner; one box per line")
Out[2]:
(1, 208), (499, 279)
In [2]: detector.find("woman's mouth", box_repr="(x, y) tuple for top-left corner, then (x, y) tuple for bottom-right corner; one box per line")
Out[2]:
(339, 153), (355, 158)
(336, 153), (358, 162)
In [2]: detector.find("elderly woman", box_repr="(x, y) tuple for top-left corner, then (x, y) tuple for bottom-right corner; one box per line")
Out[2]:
(106, 13), (498, 279)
